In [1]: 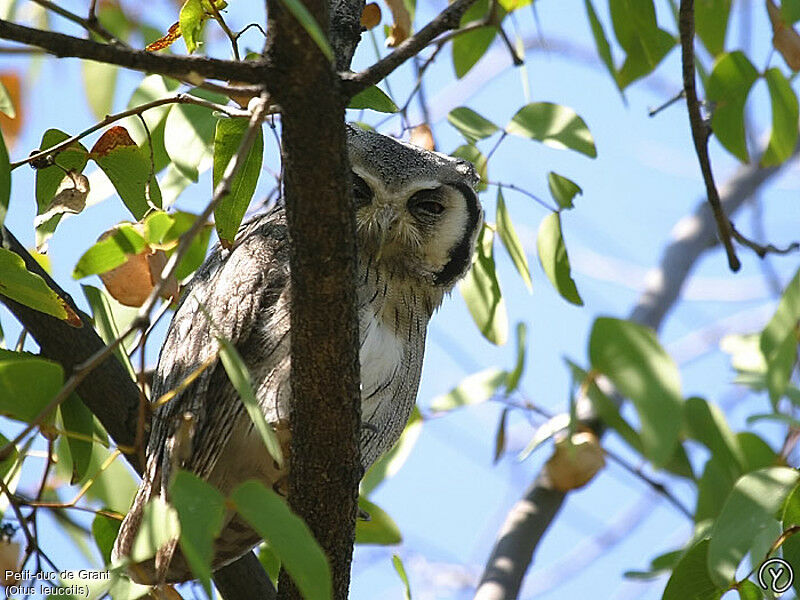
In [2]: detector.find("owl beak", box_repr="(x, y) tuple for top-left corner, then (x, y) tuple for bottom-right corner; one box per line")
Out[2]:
(374, 205), (397, 262)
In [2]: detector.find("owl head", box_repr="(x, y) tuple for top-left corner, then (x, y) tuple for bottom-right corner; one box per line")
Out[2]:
(347, 125), (483, 290)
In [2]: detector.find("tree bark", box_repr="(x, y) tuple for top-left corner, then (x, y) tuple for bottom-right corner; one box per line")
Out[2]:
(265, 0), (362, 598)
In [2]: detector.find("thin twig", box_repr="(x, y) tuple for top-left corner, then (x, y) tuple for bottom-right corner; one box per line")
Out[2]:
(0, 20), (270, 85)
(678, 0), (740, 271)
(488, 181), (557, 212)
(729, 222), (800, 258)
(340, 0), (482, 96)
(207, 1), (241, 61)
(28, 0), (126, 46)
(11, 93), (251, 170)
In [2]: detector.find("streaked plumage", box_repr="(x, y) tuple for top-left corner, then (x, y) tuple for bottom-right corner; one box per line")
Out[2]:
(112, 125), (482, 583)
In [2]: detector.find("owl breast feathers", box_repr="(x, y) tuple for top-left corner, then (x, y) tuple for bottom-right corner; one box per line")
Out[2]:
(112, 125), (483, 583)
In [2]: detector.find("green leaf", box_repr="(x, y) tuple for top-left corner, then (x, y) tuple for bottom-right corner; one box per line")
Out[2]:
(71, 444), (137, 514)
(583, 0), (619, 89)
(663, 540), (722, 600)
(495, 190), (531, 290)
(355, 497), (402, 545)
(277, 0), (334, 62)
(0, 355), (62, 422)
(505, 322), (527, 393)
(448, 107), (499, 144)
(258, 541), (281, 588)
(782, 483), (800, 597)
(695, 0), (731, 56)
(126, 75), (179, 175)
(762, 68), (800, 166)
(361, 407), (423, 496)
(623, 549), (683, 580)
(737, 580), (764, 600)
(784, 0), (800, 23)
(60, 392), (95, 484)
(451, 144), (488, 191)
(706, 51), (759, 162)
(348, 86), (399, 113)
(170, 470), (226, 593)
(0, 247), (80, 324)
(92, 512), (122, 565)
(231, 480), (332, 600)
(537, 212), (582, 305)
(684, 396), (744, 476)
(609, 0), (676, 88)
(507, 102), (597, 158)
(179, 0), (206, 53)
(708, 467), (800, 587)
(82, 60), (118, 121)
(452, 0), (502, 78)
(0, 80), (14, 118)
(90, 135), (161, 220)
(72, 224), (147, 279)
(82, 284), (138, 376)
(217, 337), (284, 468)
(164, 93), (219, 182)
(589, 317), (683, 467)
(430, 367), (507, 413)
(0, 128), (8, 226)
(760, 267), (800, 403)
(213, 118), (264, 247)
(129, 496), (180, 563)
(392, 554), (412, 600)
(547, 172), (582, 210)
(517, 412), (570, 461)
(459, 225), (508, 344)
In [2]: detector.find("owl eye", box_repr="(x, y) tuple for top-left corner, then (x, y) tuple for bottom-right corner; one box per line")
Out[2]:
(409, 189), (445, 218)
(352, 173), (372, 207)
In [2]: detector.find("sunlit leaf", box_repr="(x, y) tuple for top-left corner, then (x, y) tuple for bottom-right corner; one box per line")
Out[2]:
(684, 396), (744, 477)
(695, 0), (731, 56)
(537, 212), (582, 305)
(170, 470), (226, 593)
(0, 354), (62, 423)
(213, 117), (264, 247)
(355, 497), (402, 545)
(217, 337), (284, 467)
(0, 127), (8, 226)
(547, 172), (582, 210)
(92, 512), (122, 565)
(430, 367), (507, 413)
(392, 554), (412, 600)
(179, 0), (206, 54)
(459, 226), (508, 344)
(762, 68), (799, 166)
(760, 267), (800, 403)
(164, 91), (221, 181)
(507, 103), (596, 158)
(0, 247), (81, 325)
(662, 540), (721, 600)
(73, 224), (147, 279)
(589, 317), (683, 467)
(448, 107), (499, 144)
(0, 79), (14, 118)
(706, 51), (759, 162)
(495, 190), (531, 291)
(452, 0), (503, 78)
(708, 467), (799, 587)
(89, 126), (161, 219)
(348, 86), (399, 113)
(129, 497), (180, 563)
(82, 60), (118, 121)
(231, 480), (333, 600)
(583, 0), (619, 89)
(361, 407), (423, 496)
(505, 322), (527, 393)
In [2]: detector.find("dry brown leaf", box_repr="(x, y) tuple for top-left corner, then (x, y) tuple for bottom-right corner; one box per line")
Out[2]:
(361, 3), (382, 29)
(34, 171), (90, 227)
(98, 224), (179, 307)
(384, 0), (411, 47)
(90, 125), (137, 156)
(145, 22), (182, 52)
(409, 124), (435, 150)
(0, 72), (23, 148)
(767, 0), (800, 70)
(545, 431), (605, 492)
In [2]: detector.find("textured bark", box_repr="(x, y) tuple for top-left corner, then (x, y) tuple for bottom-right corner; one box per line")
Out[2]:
(473, 144), (800, 600)
(265, 1), (361, 599)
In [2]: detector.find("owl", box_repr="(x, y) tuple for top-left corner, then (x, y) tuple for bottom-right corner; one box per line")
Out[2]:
(112, 125), (483, 583)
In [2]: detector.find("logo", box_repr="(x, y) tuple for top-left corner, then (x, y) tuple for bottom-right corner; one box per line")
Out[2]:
(758, 558), (794, 595)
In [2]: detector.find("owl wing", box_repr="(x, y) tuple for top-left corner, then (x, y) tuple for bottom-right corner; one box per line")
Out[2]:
(113, 207), (290, 567)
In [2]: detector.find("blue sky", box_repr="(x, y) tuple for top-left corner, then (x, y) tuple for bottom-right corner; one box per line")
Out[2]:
(2, 0), (800, 599)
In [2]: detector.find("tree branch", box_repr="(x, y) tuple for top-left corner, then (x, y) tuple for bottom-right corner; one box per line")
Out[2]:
(0, 19), (271, 84)
(339, 0), (481, 97)
(473, 143), (800, 600)
(678, 0), (740, 272)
